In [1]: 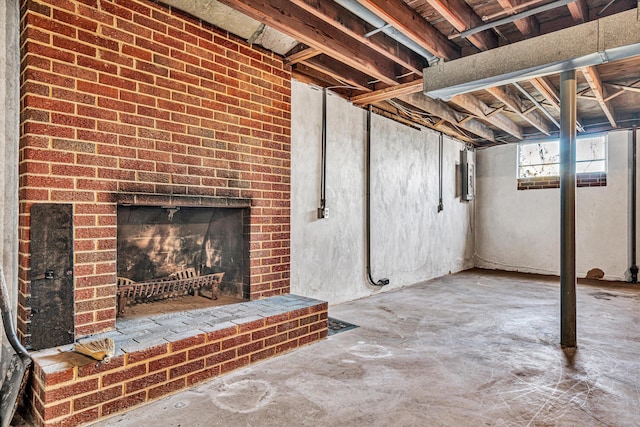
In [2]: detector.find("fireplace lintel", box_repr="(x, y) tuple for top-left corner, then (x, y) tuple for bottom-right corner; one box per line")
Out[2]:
(116, 194), (252, 209)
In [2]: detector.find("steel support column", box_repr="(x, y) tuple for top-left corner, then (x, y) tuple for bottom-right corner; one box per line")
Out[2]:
(631, 126), (638, 283)
(560, 70), (577, 348)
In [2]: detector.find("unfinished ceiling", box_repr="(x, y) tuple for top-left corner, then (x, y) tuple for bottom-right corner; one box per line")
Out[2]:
(171, 0), (640, 145)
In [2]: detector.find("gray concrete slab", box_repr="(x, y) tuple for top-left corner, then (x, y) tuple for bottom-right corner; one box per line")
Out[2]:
(90, 270), (640, 426)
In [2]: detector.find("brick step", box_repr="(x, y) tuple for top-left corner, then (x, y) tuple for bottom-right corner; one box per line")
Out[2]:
(27, 295), (328, 427)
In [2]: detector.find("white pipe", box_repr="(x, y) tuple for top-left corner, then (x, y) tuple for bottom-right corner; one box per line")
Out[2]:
(334, 0), (439, 65)
(460, 0), (576, 39)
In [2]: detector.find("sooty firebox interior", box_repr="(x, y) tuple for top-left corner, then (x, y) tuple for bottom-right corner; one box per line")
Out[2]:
(116, 205), (249, 317)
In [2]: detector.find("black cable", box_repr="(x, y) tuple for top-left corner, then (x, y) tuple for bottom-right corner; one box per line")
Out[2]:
(318, 88), (327, 219)
(365, 105), (389, 287)
(438, 132), (444, 212)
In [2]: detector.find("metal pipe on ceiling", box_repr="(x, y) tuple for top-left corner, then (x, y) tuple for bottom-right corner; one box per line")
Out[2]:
(459, 0), (577, 39)
(482, 0), (550, 21)
(334, 0), (439, 65)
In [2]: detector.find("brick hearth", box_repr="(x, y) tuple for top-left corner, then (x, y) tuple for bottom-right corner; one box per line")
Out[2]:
(28, 295), (328, 426)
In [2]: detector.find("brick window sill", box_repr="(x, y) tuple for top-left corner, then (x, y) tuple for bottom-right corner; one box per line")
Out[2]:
(517, 172), (607, 190)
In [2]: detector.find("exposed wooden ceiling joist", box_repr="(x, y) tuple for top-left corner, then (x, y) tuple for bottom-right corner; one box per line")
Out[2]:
(285, 47), (321, 65)
(606, 81), (640, 94)
(302, 55), (374, 91)
(529, 77), (560, 109)
(351, 76), (517, 142)
(370, 102), (425, 131)
(291, 0), (426, 75)
(399, 92), (496, 141)
(486, 85), (551, 135)
(216, 0), (640, 144)
(355, 0), (461, 60)
(375, 100), (480, 143)
(217, 0), (403, 85)
(351, 79), (423, 105)
(528, 77), (587, 132)
(424, 0), (498, 51)
(496, 0), (540, 37)
(292, 63), (351, 89)
(450, 93), (523, 139)
(567, 0), (589, 23)
(604, 87), (626, 102)
(580, 66), (617, 127)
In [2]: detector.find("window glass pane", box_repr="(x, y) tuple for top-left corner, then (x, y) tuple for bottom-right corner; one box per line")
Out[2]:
(576, 137), (606, 162)
(519, 142), (559, 166)
(519, 144), (538, 166)
(518, 136), (606, 178)
(576, 160), (606, 173)
(519, 163), (559, 177)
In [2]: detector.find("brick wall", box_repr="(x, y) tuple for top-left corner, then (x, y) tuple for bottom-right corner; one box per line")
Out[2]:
(517, 172), (607, 190)
(19, 0), (292, 343)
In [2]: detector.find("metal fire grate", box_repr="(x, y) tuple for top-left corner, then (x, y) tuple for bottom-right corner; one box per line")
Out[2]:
(327, 317), (359, 336)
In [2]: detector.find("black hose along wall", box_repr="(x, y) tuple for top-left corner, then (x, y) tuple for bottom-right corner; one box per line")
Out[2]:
(365, 105), (389, 287)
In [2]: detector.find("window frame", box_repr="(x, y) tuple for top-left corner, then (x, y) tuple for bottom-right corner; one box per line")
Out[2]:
(516, 134), (608, 190)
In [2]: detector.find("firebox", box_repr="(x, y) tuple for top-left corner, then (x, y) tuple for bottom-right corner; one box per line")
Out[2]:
(116, 204), (250, 317)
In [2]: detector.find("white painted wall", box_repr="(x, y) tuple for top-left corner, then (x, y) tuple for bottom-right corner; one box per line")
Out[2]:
(475, 130), (632, 280)
(290, 80), (475, 304)
(1, 0), (19, 315)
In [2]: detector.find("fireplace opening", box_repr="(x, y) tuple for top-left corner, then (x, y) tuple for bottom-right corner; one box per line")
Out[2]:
(116, 204), (249, 319)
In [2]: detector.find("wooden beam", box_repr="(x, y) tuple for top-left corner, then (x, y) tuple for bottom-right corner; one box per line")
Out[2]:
(379, 101), (478, 144)
(529, 77), (560, 110)
(352, 80), (510, 141)
(301, 55), (373, 91)
(217, 0), (402, 85)
(487, 85), (551, 135)
(567, 0), (588, 23)
(285, 47), (320, 65)
(604, 89), (625, 102)
(292, 63), (364, 92)
(425, 0), (498, 51)
(450, 93), (523, 139)
(496, 0), (540, 37)
(291, 0), (426, 75)
(482, 0), (548, 20)
(580, 66), (617, 127)
(486, 105), (506, 118)
(370, 102), (425, 131)
(351, 79), (422, 105)
(399, 93), (495, 141)
(355, 0), (461, 60)
(605, 81), (640, 94)
(530, 77), (590, 132)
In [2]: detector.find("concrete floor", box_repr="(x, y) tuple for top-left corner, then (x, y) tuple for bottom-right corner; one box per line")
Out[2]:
(90, 269), (640, 426)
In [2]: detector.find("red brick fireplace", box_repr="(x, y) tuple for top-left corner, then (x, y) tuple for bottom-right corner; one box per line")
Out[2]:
(19, 0), (292, 342)
(18, 0), (328, 425)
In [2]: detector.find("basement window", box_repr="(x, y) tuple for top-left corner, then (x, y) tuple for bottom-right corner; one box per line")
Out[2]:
(517, 135), (607, 190)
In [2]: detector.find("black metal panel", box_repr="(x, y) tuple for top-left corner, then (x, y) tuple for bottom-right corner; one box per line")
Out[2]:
(29, 204), (74, 350)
